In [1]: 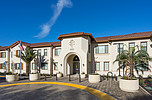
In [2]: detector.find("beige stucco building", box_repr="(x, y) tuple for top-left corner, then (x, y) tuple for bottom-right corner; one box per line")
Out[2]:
(0, 31), (152, 77)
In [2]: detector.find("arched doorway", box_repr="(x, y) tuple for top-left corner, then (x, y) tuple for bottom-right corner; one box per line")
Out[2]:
(64, 53), (81, 75)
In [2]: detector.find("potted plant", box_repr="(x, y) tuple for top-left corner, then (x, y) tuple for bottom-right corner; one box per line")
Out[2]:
(80, 72), (86, 78)
(56, 72), (63, 77)
(113, 45), (152, 92)
(29, 72), (40, 81)
(6, 72), (16, 82)
(89, 73), (100, 83)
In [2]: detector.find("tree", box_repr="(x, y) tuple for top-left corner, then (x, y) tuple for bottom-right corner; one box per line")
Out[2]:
(16, 47), (36, 75)
(113, 45), (152, 79)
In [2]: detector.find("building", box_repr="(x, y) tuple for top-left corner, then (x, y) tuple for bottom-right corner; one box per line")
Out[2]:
(0, 31), (152, 77)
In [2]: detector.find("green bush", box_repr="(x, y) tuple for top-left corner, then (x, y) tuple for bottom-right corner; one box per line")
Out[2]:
(6, 72), (16, 75)
(90, 73), (99, 75)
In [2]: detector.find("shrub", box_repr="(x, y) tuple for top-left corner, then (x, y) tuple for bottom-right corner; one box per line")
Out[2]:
(81, 72), (85, 74)
(90, 73), (99, 75)
(6, 72), (15, 75)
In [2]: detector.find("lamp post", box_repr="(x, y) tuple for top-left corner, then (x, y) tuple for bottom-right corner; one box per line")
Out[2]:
(113, 43), (121, 76)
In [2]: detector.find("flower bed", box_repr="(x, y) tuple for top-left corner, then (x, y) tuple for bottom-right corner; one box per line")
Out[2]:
(140, 78), (152, 94)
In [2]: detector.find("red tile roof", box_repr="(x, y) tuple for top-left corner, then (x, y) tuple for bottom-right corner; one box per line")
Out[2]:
(0, 31), (152, 50)
(94, 31), (152, 42)
(0, 46), (9, 51)
(57, 32), (94, 40)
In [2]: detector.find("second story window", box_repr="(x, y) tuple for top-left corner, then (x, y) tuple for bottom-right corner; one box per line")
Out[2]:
(16, 50), (20, 56)
(55, 49), (61, 56)
(38, 49), (41, 56)
(118, 43), (124, 53)
(1, 52), (6, 58)
(129, 43), (135, 52)
(44, 49), (47, 56)
(141, 42), (147, 51)
(96, 45), (108, 54)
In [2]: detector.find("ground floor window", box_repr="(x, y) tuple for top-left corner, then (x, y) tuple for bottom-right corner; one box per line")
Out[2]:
(54, 62), (58, 70)
(104, 62), (109, 71)
(15, 63), (23, 70)
(95, 62), (100, 71)
(41, 63), (48, 70)
(0, 64), (5, 69)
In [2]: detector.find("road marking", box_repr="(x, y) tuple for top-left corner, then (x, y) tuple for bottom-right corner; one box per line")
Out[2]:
(0, 82), (115, 100)
(0, 76), (5, 78)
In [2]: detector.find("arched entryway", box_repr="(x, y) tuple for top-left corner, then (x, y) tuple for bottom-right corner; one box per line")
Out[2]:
(64, 53), (81, 75)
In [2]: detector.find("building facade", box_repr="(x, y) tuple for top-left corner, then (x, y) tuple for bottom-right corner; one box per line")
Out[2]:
(0, 31), (152, 77)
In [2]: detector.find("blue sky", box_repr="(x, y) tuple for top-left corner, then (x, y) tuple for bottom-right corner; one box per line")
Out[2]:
(0, 0), (152, 46)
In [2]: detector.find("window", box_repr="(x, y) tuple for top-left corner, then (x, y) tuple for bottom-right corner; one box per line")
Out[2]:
(16, 50), (20, 56)
(41, 63), (48, 70)
(95, 62), (100, 71)
(96, 45), (108, 54)
(104, 62), (109, 71)
(118, 43), (124, 53)
(1, 52), (6, 58)
(129, 43), (135, 52)
(33, 50), (37, 54)
(16, 63), (20, 70)
(0, 64), (5, 69)
(54, 62), (58, 70)
(38, 49), (41, 56)
(44, 49), (47, 56)
(32, 63), (36, 70)
(141, 42), (147, 51)
(55, 49), (61, 56)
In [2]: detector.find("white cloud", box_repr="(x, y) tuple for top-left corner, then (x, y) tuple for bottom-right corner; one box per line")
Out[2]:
(35, 0), (73, 38)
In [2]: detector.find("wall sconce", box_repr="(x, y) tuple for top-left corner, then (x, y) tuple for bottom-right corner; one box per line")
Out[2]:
(83, 64), (84, 66)
(60, 64), (62, 67)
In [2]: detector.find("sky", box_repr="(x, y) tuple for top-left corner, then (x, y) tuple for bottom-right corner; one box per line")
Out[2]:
(0, 0), (152, 46)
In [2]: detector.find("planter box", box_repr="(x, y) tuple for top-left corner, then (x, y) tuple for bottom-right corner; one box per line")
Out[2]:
(80, 74), (86, 78)
(89, 74), (100, 83)
(117, 76), (122, 81)
(6, 75), (16, 82)
(57, 73), (62, 77)
(29, 74), (39, 81)
(119, 78), (139, 92)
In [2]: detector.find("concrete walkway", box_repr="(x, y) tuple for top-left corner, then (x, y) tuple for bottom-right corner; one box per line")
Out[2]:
(0, 76), (152, 100)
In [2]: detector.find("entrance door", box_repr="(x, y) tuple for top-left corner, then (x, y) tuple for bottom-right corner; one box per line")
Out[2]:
(73, 61), (80, 74)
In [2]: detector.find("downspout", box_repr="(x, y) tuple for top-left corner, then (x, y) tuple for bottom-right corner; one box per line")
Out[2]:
(7, 48), (10, 72)
(50, 45), (53, 75)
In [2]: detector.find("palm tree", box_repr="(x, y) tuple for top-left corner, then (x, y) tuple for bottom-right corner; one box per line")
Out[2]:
(113, 45), (151, 79)
(16, 47), (36, 75)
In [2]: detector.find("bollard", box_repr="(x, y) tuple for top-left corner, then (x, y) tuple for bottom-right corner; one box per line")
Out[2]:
(69, 74), (71, 81)
(79, 74), (81, 82)
(56, 74), (58, 81)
